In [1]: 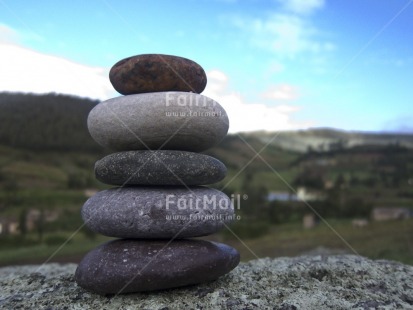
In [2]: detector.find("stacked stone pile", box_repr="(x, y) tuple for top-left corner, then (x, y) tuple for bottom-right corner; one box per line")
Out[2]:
(75, 54), (240, 295)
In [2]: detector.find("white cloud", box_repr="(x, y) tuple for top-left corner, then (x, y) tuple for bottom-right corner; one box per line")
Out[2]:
(0, 24), (18, 44)
(230, 12), (334, 59)
(275, 104), (301, 113)
(262, 84), (299, 100)
(229, 0), (334, 68)
(0, 25), (115, 100)
(278, 0), (325, 15)
(204, 70), (311, 133)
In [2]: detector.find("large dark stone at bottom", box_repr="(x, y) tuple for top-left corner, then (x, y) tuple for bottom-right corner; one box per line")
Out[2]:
(75, 239), (240, 295)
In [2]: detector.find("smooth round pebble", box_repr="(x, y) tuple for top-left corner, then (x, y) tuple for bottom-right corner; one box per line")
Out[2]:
(109, 54), (207, 95)
(95, 150), (227, 186)
(81, 187), (235, 239)
(87, 92), (229, 152)
(75, 239), (240, 294)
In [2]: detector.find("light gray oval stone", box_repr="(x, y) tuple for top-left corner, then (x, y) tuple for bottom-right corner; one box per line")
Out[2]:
(81, 187), (235, 238)
(75, 239), (240, 294)
(95, 150), (227, 186)
(87, 92), (229, 152)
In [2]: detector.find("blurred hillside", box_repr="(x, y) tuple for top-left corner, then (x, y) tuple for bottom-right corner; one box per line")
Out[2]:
(248, 128), (413, 153)
(0, 92), (412, 265)
(0, 92), (101, 152)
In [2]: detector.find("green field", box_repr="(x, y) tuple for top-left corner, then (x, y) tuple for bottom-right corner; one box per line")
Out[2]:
(221, 218), (413, 265)
(1, 218), (412, 266)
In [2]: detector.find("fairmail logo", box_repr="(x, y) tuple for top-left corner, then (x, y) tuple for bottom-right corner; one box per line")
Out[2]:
(165, 92), (217, 107)
(165, 194), (244, 210)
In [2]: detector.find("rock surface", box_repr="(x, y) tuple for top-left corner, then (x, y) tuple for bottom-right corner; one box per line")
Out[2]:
(1, 255), (413, 309)
(75, 239), (240, 294)
(87, 92), (229, 152)
(109, 54), (207, 95)
(95, 150), (227, 186)
(82, 186), (234, 238)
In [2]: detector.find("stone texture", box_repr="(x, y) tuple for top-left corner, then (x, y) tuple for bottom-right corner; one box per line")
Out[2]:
(87, 92), (229, 152)
(2, 255), (413, 309)
(74, 239), (240, 295)
(95, 150), (227, 186)
(82, 187), (234, 239)
(109, 54), (207, 95)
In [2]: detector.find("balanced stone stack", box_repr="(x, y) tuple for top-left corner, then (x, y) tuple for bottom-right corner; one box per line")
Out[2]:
(75, 54), (240, 295)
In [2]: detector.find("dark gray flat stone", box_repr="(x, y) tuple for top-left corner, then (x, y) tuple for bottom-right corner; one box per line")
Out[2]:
(94, 150), (227, 186)
(81, 187), (235, 239)
(87, 92), (229, 152)
(74, 239), (240, 294)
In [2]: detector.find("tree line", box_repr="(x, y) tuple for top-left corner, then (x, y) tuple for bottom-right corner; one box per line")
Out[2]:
(0, 92), (103, 152)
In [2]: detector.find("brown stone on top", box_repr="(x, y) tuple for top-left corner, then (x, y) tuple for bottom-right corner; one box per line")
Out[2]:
(109, 54), (207, 95)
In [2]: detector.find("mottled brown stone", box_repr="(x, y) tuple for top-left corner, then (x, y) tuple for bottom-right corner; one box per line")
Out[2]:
(109, 54), (207, 95)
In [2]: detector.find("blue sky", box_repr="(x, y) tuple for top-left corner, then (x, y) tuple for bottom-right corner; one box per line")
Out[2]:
(0, 0), (412, 133)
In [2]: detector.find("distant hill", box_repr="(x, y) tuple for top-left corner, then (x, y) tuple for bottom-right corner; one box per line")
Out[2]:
(0, 92), (102, 152)
(1, 92), (413, 153)
(246, 128), (413, 153)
